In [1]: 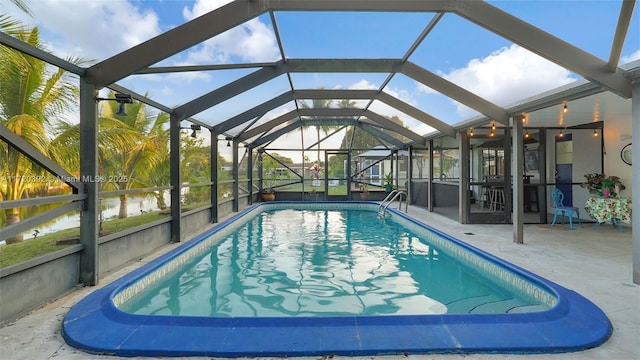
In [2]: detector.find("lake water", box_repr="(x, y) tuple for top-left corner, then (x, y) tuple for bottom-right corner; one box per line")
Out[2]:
(1, 195), (166, 244)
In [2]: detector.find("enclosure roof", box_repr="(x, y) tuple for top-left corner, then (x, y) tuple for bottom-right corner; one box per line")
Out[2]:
(3, 0), (638, 152)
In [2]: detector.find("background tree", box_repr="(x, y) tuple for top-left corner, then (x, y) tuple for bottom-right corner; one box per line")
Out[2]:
(0, 23), (83, 243)
(180, 134), (211, 204)
(300, 95), (336, 163)
(145, 152), (170, 210)
(270, 152), (294, 164)
(98, 95), (169, 218)
(6, 0), (31, 15)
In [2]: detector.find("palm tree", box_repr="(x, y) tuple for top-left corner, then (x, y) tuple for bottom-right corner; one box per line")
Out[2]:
(300, 96), (335, 163)
(7, 0), (31, 15)
(146, 152), (170, 210)
(0, 23), (83, 243)
(98, 97), (169, 218)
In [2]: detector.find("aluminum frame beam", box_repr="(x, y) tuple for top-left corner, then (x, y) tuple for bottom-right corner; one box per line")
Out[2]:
(357, 123), (405, 148)
(106, 84), (210, 130)
(607, 0), (636, 72)
(298, 107), (422, 142)
(268, 0), (452, 12)
(0, 201), (80, 241)
(0, 32), (85, 76)
(85, 0), (268, 87)
(0, 194), (86, 210)
(300, 118), (358, 127)
(362, 110), (423, 143)
(213, 92), (294, 133)
(238, 106), (422, 143)
(135, 62), (279, 74)
(0, 124), (82, 191)
(252, 122), (301, 147)
(402, 62), (510, 125)
(286, 58), (403, 73)
(216, 88), (446, 139)
(173, 63), (286, 120)
(294, 89), (375, 100)
(238, 109), (298, 141)
(377, 92), (455, 137)
(250, 118), (405, 149)
(459, 1), (632, 98)
(294, 89), (456, 137)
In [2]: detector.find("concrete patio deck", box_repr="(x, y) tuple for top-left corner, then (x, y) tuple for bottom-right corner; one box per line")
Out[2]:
(1, 204), (637, 360)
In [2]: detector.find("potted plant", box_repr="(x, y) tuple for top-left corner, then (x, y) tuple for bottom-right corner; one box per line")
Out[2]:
(261, 187), (275, 202)
(308, 188), (319, 201)
(359, 182), (370, 200)
(259, 152), (278, 201)
(581, 173), (625, 198)
(384, 172), (394, 193)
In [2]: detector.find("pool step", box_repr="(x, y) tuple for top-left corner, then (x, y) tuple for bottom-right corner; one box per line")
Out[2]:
(446, 294), (545, 314)
(445, 293), (499, 313)
(469, 297), (524, 314)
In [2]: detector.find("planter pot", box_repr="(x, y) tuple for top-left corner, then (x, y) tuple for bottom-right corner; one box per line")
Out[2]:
(384, 184), (393, 193)
(360, 192), (370, 201)
(261, 192), (275, 202)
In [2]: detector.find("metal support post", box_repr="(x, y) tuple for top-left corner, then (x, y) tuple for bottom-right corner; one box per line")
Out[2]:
(428, 139), (434, 212)
(232, 139), (239, 212)
(631, 75), (640, 284)
(169, 113), (182, 242)
(247, 147), (253, 205)
(459, 131), (470, 224)
(211, 130), (218, 223)
(512, 115), (524, 244)
(79, 80), (99, 285)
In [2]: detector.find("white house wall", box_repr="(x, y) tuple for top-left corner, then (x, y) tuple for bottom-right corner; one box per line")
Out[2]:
(604, 113), (634, 198)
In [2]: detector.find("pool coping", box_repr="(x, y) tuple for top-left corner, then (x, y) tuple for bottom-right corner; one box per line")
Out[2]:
(62, 202), (612, 357)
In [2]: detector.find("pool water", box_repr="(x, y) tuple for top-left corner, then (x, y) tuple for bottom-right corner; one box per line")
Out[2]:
(120, 209), (549, 317)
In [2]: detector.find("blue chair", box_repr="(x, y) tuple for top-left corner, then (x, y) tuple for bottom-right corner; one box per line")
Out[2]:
(550, 187), (583, 229)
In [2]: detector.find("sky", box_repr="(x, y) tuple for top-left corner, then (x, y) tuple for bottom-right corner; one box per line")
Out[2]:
(3, 0), (639, 162)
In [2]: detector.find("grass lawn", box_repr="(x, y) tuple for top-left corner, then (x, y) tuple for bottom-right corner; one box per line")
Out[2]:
(0, 211), (169, 268)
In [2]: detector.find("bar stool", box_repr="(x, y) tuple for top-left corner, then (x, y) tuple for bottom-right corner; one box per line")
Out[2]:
(524, 185), (539, 212)
(489, 186), (505, 212)
(479, 186), (490, 209)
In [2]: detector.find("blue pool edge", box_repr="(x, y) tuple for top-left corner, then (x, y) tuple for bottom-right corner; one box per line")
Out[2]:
(62, 202), (613, 357)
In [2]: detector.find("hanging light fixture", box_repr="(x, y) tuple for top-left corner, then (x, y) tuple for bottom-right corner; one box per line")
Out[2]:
(563, 103), (568, 113)
(225, 136), (232, 147)
(558, 129), (564, 138)
(190, 124), (200, 138)
(180, 124), (201, 138)
(524, 130), (530, 139)
(593, 129), (598, 137)
(116, 102), (127, 116)
(491, 121), (496, 131)
(95, 93), (133, 117)
(469, 128), (474, 137)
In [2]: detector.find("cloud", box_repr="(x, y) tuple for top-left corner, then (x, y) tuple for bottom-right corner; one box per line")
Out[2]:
(620, 49), (640, 65)
(10, 0), (278, 68)
(347, 79), (378, 90)
(182, 0), (235, 20)
(17, 1), (162, 61)
(181, 0), (280, 64)
(417, 44), (576, 117)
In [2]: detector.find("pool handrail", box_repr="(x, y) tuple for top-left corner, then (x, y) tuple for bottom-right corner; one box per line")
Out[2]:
(379, 190), (408, 216)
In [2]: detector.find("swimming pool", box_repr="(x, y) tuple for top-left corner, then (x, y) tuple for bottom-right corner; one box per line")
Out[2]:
(117, 208), (551, 317)
(63, 202), (612, 357)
